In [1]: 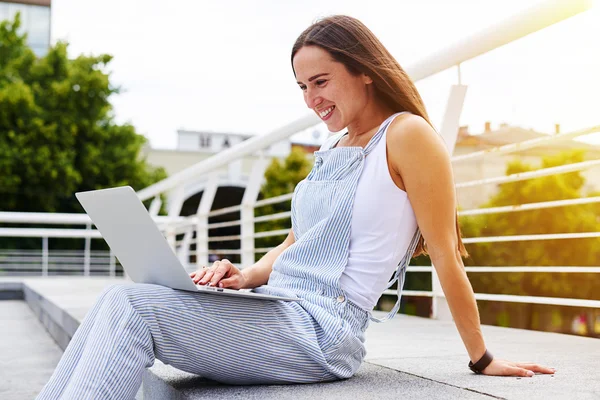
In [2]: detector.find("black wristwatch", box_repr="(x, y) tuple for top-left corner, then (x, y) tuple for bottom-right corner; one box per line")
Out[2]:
(468, 350), (493, 374)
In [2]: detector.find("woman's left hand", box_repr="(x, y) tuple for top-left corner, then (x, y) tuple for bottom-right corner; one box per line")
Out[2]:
(482, 358), (556, 377)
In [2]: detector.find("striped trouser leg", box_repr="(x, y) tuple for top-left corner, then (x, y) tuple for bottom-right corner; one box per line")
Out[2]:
(37, 283), (333, 399)
(36, 284), (155, 400)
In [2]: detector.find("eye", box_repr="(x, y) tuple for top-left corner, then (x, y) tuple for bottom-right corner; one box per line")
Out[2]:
(316, 80), (327, 86)
(299, 85), (307, 91)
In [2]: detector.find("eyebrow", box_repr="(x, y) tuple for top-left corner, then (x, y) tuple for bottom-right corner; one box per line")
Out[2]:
(296, 73), (329, 84)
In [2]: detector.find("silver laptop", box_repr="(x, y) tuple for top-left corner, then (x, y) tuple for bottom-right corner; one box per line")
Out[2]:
(75, 186), (300, 302)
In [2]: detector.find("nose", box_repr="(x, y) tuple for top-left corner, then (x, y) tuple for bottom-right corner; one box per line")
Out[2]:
(304, 87), (323, 110)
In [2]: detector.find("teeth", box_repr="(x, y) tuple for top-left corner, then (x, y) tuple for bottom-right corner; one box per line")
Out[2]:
(319, 106), (335, 118)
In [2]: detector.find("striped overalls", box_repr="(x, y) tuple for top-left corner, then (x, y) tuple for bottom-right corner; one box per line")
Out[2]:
(37, 112), (420, 399)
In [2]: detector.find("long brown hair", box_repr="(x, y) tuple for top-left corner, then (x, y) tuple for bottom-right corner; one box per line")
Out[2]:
(292, 15), (468, 258)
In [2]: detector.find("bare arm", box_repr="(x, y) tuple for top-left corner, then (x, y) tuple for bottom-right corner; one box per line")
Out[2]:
(240, 229), (295, 288)
(388, 115), (554, 377)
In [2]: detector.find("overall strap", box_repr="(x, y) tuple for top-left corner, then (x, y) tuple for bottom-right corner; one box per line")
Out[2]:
(362, 111), (410, 156)
(370, 227), (421, 323)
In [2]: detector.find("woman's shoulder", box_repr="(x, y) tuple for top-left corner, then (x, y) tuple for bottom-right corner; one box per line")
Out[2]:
(386, 113), (450, 170)
(387, 113), (445, 153)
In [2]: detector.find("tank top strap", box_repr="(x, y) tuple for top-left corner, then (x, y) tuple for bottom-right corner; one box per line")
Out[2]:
(370, 227), (421, 323)
(362, 111), (410, 156)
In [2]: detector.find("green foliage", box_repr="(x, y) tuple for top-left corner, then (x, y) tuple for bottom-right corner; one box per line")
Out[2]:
(460, 150), (600, 302)
(254, 147), (312, 254)
(0, 13), (166, 216)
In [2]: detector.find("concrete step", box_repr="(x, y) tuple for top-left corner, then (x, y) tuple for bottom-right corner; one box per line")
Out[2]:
(3, 277), (600, 400)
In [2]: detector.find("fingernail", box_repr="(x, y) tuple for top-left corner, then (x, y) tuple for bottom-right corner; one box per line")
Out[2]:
(527, 371), (534, 377)
(218, 283), (223, 287)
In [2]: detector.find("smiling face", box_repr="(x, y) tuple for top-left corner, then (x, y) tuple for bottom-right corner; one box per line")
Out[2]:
(293, 45), (374, 132)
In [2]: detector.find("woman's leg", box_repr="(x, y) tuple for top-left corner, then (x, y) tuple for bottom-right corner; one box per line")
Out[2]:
(36, 284), (155, 400)
(37, 283), (332, 399)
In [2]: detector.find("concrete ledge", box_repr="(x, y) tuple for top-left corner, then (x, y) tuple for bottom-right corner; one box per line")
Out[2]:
(23, 283), (81, 351)
(0, 280), (23, 300)
(142, 360), (487, 400)
(3, 277), (600, 400)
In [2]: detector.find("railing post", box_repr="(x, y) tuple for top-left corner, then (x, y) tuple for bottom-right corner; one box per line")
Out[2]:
(166, 187), (185, 251)
(196, 175), (219, 268)
(109, 249), (116, 278)
(149, 195), (162, 217)
(177, 227), (193, 269)
(431, 265), (453, 320)
(84, 223), (91, 276)
(439, 84), (468, 154)
(42, 236), (48, 277)
(241, 157), (270, 268)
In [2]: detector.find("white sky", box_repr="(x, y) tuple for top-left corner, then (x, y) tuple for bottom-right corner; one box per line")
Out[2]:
(50, 0), (600, 149)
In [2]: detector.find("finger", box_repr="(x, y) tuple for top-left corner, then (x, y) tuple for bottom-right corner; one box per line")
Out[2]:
(218, 276), (240, 289)
(210, 264), (230, 286)
(199, 270), (215, 284)
(515, 363), (556, 374)
(505, 366), (534, 377)
(192, 268), (207, 283)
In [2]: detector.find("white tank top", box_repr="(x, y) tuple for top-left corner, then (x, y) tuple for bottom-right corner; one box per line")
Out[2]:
(326, 122), (419, 311)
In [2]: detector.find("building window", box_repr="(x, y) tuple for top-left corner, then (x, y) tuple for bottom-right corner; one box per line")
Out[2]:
(199, 135), (212, 148)
(0, 3), (51, 57)
(223, 137), (230, 148)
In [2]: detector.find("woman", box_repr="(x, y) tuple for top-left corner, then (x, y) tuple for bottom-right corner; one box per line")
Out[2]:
(37, 15), (554, 399)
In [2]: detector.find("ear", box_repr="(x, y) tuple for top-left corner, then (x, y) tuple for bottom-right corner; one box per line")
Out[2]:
(362, 74), (373, 85)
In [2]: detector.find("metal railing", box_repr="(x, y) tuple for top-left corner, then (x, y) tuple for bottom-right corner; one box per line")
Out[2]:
(0, 0), (597, 324)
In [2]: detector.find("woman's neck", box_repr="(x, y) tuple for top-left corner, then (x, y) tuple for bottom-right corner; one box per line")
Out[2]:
(344, 103), (394, 147)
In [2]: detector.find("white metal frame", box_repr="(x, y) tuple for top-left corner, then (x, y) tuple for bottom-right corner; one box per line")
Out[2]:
(0, 0), (596, 323)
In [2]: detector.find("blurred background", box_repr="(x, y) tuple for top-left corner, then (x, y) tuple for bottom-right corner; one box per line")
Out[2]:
(1, 0), (599, 338)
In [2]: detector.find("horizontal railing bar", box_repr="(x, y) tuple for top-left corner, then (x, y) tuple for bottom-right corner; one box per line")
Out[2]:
(207, 235), (241, 242)
(406, 266), (433, 272)
(254, 193), (294, 208)
(0, 228), (103, 238)
(456, 159), (600, 189)
(254, 247), (276, 253)
(208, 205), (242, 217)
(208, 220), (241, 229)
(473, 293), (600, 308)
(254, 229), (290, 239)
(464, 231), (600, 243)
(380, 291), (600, 308)
(464, 266), (600, 273)
(452, 125), (600, 163)
(382, 290), (434, 297)
(459, 196), (600, 217)
(254, 212), (292, 223)
(0, 212), (186, 225)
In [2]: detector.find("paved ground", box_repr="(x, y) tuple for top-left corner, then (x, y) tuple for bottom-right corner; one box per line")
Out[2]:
(3, 277), (600, 399)
(0, 300), (63, 400)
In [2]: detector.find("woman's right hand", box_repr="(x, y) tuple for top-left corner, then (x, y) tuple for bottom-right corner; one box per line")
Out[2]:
(189, 259), (247, 289)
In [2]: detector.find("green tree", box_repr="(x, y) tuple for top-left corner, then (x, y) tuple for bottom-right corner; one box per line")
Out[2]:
(0, 14), (166, 216)
(459, 150), (600, 332)
(254, 147), (312, 255)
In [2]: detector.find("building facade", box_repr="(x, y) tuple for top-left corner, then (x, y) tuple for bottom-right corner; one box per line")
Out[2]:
(0, 0), (51, 57)
(453, 123), (600, 209)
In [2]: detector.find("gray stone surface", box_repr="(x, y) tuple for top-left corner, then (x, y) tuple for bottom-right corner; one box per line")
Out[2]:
(364, 313), (600, 399)
(0, 300), (63, 400)
(3, 277), (600, 400)
(144, 360), (489, 400)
